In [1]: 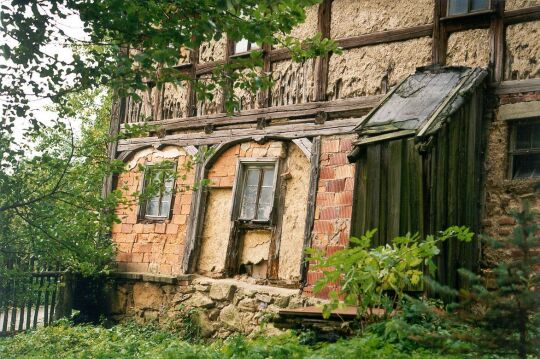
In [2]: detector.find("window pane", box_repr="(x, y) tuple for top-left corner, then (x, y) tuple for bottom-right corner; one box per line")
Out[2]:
(256, 186), (274, 220)
(246, 168), (260, 186)
(262, 168), (274, 186)
(448, 0), (468, 15)
(146, 197), (160, 217)
(240, 185), (258, 219)
(235, 39), (249, 53)
(513, 154), (540, 179)
(159, 192), (173, 217)
(470, 0), (489, 11)
(250, 42), (259, 50)
(531, 124), (540, 149)
(516, 124), (531, 150)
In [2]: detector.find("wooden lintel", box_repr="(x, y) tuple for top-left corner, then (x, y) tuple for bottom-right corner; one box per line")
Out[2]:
(494, 78), (540, 95)
(292, 138), (313, 158)
(117, 118), (360, 153)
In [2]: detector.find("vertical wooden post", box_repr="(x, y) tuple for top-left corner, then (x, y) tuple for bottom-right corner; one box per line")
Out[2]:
(314, 0), (332, 101)
(258, 43), (272, 108)
(300, 136), (321, 287)
(432, 0), (448, 65)
(186, 45), (200, 118)
(490, 0), (505, 83)
(54, 271), (73, 321)
(101, 96), (126, 199)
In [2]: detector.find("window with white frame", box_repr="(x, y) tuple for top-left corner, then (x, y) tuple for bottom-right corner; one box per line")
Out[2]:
(233, 38), (259, 55)
(233, 159), (278, 223)
(140, 164), (176, 220)
(508, 119), (540, 179)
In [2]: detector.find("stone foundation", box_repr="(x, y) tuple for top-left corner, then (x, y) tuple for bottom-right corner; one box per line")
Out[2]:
(107, 273), (324, 338)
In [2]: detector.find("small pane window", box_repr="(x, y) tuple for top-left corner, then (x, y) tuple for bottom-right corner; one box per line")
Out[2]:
(236, 162), (277, 222)
(447, 0), (490, 15)
(509, 120), (540, 179)
(142, 165), (176, 219)
(233, 39), (259, 54)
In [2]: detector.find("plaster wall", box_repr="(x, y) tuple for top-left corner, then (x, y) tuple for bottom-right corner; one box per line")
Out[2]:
(505, 0), (540, 10)
(199, 38), (227, 64)
(162, 82), (189, 120)
(330, 0), (434, 39)
(327, 37), (432, 99)
(196, 74), (223, 116)
(505, 22), (540, 80)
(271, 59), (316, 106)
(446, 29), (490, 68)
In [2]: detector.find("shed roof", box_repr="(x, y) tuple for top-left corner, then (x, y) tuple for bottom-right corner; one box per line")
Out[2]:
(353, 66), (488, 142)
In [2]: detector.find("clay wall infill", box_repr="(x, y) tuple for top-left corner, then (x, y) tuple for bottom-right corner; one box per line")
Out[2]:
(446, 29), (490, 68)
(326, 37), (432, 100)
(330, 0), (434, 39)
(505, 0), (540, 10)
(271, 59), (316, 106)
(505, 22), (540, 80)
(113, 146), (195, 275)
(199, 38), (227, 64)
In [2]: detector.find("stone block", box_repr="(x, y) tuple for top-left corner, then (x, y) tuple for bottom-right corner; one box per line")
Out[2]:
(133, 283), (164, 310)
(209, 282), (237, 301)
(184, 292), (215, 308)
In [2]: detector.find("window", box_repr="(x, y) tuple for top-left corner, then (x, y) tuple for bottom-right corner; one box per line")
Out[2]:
(447, 0), (490, 16)
(140, 164), (176, 220)
(233, 39), (259, 55)
(233, 160), (278, 223)
(509, 120), (540, 179)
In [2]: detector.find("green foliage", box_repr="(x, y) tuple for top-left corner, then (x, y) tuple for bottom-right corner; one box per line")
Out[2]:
(0, 320), (466, 359)
(308, 227), (473, 321)
(437, 202), (540, 358)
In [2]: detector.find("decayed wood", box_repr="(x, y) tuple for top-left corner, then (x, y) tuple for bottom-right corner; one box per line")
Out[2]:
(181, 159), (206, 273)
(432, 0), (446, 65)
(299, 136), (321, 287)
(258, 43), (272, 108)
(314, 0), (332, 102)
(494, 78), (540, 95)
(117, 118), (360, 152)
(120, 95), (382, 133)
(489, 0), (505, 83)
(186, 45), (199, 117)
(338, 24), (433, 51)
(292, 138), (313, 158)
(504, 5), (540, 25)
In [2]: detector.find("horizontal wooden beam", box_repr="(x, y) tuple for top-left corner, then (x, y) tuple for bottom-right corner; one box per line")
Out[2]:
(494, 78), (540, 95)
(117, 118), (360, 153)
(121, 95), (382, 132)
(337, 24), (433, 50)
(504, 5), (540, 25)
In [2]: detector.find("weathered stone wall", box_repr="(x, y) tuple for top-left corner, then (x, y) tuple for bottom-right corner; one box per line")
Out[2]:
(446, 29), (490, 68)
(505, 22), (540, 80)
(271, 59), (316, 106)
(113, 146), (195, 275)
(327, 37), (432, 99)
(482, 95), (540, 265)
(107, 275), (323, 338)
(330, 0), (433, 39)
(304, 135), (355, 297)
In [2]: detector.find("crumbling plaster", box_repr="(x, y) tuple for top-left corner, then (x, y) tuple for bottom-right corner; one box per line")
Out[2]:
(199, 37), (227, 64)
(162, 83), (189, 120)
(330, 0), (434, 39)
(446, 29), (490, 68)
(505, 22), (540, 80)
(505, 0), (540, 10)
(271, 59), (316, 106)
(327, 37), (432, 99)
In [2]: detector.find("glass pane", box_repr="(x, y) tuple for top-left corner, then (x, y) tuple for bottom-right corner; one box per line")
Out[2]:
(262, 168), (274, 186)
(531, 124), (540, 149)
(448, 0), (468, 15)
(146, 197), (160, 217)
(470, 0), (489, 11)
(240, 185), (258, 219)
(245, 168), (260, 186)
(159, 193), (172, 217)
(516, 124), (531, 150)
(235, 39), (249, 53)
(256, 186), (274, 220)
(513, 154), (540, 179)
(250, 42), (259, 50)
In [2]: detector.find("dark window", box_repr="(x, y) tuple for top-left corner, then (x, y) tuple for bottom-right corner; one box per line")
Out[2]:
(234, 160), (278, 222)
(141, 164), (176, 220)
(233, 39), (259, 54)
(447, 0), (490, 16)
(509, 120), (540, 179)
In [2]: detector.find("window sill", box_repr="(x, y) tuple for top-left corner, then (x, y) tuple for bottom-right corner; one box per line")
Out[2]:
(237, 220), (273, 231)
(138, 217), (170, 224)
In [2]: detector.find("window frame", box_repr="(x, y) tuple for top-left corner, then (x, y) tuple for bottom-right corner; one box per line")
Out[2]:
(231, 39), (260, 57)
(231, 158), (280, 226)
(138, 161), (177, 222)
(507, 118), (540, 180)
(443, 0), (493, 18)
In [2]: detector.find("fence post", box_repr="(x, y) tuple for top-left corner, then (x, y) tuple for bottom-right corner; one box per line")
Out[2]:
(54, 271), (73, 320)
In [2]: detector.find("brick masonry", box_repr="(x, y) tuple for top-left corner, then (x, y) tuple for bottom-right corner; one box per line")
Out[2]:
(113, 147), (195, 275)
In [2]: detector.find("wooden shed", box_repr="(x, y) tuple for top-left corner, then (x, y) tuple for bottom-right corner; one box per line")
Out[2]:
(348, 66), (488, 289)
